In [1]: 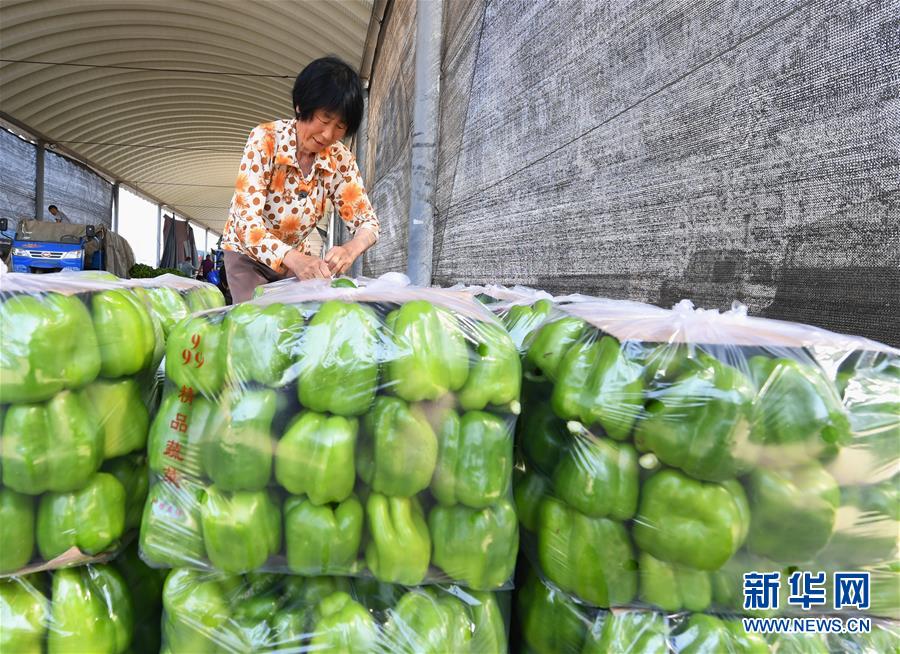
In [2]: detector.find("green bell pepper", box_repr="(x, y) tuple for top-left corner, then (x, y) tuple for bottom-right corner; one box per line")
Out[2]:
(723, 619), (770, 654)
(767, 632), (830, 654)
(537, 496), (637, 607)
(0, 488), (34, 573)
(0, 576), (48, 654)
(748, 356), (851, 463)
(166, 315), (226, 397)
(284, 494), (363, 575)
(114, 542), (167, 654)
(139, 479), (207, 568)
(2, 390), (103, 494)
(147, 390), (211, 477)
(514, 468), (550, 532)
(37, 472), (126, 560)
(634, 469), (749, 571)
(310, 591), (377, 653)
(634, 354), (755, 482)
(469, 591), (507, 654)
(551, 335), (645, 440)
(552, 430), (639, 520)
(385, 301), (469, 402)
(92, 289), (160, 378)
(457, 320), (522, 411)
(746, 462), (840, 563)
(226, 302), (302, 387)
(429, 499), (518, 590)
(0, 292), (100, 404)
(525, 316), (586, 381)
(276, 411), (358, 504)
(671, 614), (734, 654)
(517, 569), (587, 654)
(162, 568), (234, 654)
(358, 396), (438, 497)
(82, 378), (150, 459)
(281, 576), (353, 610)
(518, 391), (569, 474)
(200, 486), (281, 573)
(582, 611), (668, 654)
(638, 551), (712, 612)
(48, 565), (134, 654)
(503, 299), (553, 351)
(331, 277), (358, 288)
(202, 388), (277, 491)
(102, 455), (149, 530)
(365, 493), (431, 585)
(185, 284), (225, 312)
(133, 285), (189, 337)
(383, 588), (472, 654)
(296, 300), (380, 415)
(431, 409), (513, 508)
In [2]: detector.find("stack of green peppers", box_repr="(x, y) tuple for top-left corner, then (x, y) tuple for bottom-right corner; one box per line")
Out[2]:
(0, 279), (162, 574)
(510, 300), (896, 621)
(139, 294), (521, 591)
(0, 544), (167, 654)
(158, 569), (509, 653)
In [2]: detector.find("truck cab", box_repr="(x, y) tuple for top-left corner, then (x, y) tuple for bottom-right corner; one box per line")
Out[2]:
(9, 220), (103, 274)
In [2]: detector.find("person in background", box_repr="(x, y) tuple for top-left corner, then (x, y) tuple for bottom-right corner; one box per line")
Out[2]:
(201, 254), (214, 280)
(221, 56), (379, 303)
(178, 255), (196, 278)
(47, 205), (69, 223)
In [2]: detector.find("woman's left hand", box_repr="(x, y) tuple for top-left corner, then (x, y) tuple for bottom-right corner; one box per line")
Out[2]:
(324, 244), (358, 276)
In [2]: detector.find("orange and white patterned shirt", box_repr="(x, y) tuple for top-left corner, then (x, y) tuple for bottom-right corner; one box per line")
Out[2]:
(221, 119), (379, 271)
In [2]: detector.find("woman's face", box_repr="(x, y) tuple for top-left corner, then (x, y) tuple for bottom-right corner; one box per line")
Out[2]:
(295, 108), (348, 154)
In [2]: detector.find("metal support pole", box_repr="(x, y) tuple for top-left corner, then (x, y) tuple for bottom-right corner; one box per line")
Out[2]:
(349, 91), (370, 278)
(112, 182), (120, 232)
(34, 140), (45, 219)
(407, 0), (443, 286)
(156, 205), (163, 267)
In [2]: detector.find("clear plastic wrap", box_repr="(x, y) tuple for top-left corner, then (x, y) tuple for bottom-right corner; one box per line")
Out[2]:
(508, 297), (898, 616)
(0, 273), (169, 575)
(158, 569), (509, 653)
(516, 566), (899, 654)
(139, 281), (520, 589)
(0, 542), (166, 654)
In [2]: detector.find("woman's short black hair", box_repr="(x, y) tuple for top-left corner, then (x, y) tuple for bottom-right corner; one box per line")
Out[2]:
(292, 56), (364, 136)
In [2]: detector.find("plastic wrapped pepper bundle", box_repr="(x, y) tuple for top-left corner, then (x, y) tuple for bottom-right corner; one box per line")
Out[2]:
(507, 297), (899, 617)
(0, 273), (169, 575)
(156, 568), (508, 653)
(0, 542), (166, 654)
(139, 280), (520, 589)
(516, 566), (899, 654)
(128, 273), (226, 338)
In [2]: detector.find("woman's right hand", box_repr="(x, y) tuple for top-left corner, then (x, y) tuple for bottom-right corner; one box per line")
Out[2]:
(283, 249), (331, 280)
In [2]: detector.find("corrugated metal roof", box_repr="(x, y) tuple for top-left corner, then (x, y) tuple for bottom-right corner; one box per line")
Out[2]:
(0, 0), (374, 233)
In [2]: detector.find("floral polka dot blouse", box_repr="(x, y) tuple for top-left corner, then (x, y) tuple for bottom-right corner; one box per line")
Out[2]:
(222, 119), (379, 271)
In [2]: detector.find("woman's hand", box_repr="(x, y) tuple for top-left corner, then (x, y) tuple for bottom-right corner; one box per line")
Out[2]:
(283, 249), (331, 280)
(324, 243), (360, 276)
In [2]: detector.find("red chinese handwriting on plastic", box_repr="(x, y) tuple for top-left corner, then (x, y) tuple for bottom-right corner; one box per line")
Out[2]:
(152, 496), (184, 518)
(178, 385), (194, 404)
(182, 333), (204, 368)
(163, 440), (184, 462)
(162, 465), (181, 488)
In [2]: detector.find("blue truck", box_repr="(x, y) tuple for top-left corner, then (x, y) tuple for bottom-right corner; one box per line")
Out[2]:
(5, 219), (105, 274)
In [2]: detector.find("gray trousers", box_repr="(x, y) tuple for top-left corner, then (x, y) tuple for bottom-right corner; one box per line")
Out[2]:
(223, 250), (291, 303)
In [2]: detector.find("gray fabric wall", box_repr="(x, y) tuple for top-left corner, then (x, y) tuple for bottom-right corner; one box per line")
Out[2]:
(0, 128), (113, 232)
(365, 0), (900, 346)
(0, 128), (36, 232)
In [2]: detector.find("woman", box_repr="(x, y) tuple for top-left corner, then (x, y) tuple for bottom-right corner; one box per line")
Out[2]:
(221, 56), (379, 302)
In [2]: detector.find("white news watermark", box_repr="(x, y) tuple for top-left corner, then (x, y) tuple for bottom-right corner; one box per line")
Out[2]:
(742, 617), (872, 634)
